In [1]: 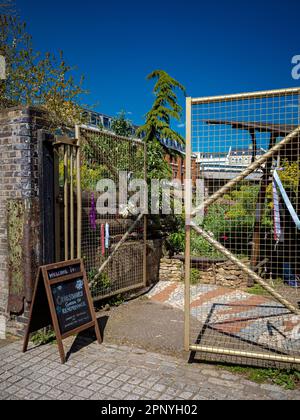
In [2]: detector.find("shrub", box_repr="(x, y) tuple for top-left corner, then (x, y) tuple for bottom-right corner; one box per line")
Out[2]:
(190, 269), (201, 285)
(88, 269), (111, 295)
(166, 231), (185, 256)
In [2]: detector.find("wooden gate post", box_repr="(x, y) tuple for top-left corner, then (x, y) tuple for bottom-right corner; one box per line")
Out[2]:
(185, 97), (192, 352)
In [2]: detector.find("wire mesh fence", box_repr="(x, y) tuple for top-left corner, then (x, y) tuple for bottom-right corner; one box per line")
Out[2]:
(57, 127), (147, 302)
(186, 88), (300, 366)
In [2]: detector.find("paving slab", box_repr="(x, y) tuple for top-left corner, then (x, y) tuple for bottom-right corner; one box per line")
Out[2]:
(0, 340), (299, 400)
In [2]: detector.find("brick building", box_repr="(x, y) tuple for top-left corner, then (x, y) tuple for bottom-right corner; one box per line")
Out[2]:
(165, 152), (197, 186)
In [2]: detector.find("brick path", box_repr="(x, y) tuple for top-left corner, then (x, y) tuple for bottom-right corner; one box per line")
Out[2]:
(0, 340), (299, 400)
(148, 282), (300, 354)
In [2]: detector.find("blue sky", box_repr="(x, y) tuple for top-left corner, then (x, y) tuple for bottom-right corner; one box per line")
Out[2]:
(18, 0), (300, 134)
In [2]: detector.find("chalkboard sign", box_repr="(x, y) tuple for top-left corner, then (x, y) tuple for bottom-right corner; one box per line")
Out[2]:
(51, 277), (92, 335)
(23, 259), (102, 364)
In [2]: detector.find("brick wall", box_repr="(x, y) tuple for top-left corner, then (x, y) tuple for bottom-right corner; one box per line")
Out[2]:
(165, 154), (198, 186)
(0, 106), (49, 337)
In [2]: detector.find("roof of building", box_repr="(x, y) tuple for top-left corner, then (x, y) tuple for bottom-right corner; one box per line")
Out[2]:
(83, 109), (188, 155)
(203, 171), (263, 181)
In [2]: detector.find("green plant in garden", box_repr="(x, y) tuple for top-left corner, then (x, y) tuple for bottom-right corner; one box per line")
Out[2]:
(80, 163), (107, 191)
(190, 269), (201, 285)
(165, 206), (228, 257)
(246, 284), (267, 296)
(224, 184), (273, 229)
(171, 165), (300, 259)
(224, 185), (259, 226)
(220, 365), (300, 390)
(191, 232), (223, 258)
(165, 214), (185, 254)
(203, 204), (229, 234)
(111, 110), (134, 138)
(190, 205), (229, 258)
(88, 269), (111, 295)
(99, 273), (111, 290)
(108, 294), (125, 307)
(247, 278), (284, 296)
(82, 132), (144, 182)
(166, 231), (185, 256)
(266, 160), (300, 205)
(58, 160), (106, 191)
(31, 328), (56, 346)
(223, 162), (300, 233)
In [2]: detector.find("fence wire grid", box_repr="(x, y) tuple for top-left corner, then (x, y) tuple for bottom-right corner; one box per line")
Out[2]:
(59, 127), (147, 302)
(186, 88), (300, 366)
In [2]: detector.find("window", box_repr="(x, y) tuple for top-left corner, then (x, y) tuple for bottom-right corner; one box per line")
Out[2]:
(103, 117), (110, 129)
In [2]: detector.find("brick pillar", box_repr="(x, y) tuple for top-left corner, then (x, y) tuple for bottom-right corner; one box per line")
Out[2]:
(0, 106), (50, 337)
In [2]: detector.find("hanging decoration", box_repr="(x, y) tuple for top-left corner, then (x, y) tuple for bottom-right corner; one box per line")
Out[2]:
(272, 176), (282, 243)
(89, 193), (97, 230)
(105, 223), (110, 250)
(101, 224), (105, 256)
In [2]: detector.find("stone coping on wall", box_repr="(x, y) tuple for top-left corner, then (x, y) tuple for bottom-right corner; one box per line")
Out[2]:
(173, 255), (227, 264)
(0, 105), (48, 114)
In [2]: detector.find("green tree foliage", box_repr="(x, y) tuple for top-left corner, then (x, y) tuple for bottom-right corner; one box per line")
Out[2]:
(137, 70), (186, 181)
(111, 111), (134, 138)
(82, 132), (144, 184)
(146, 139), (172, 180)
(0, 11), (87, 130)
(137, 70), (186, 145)
(224, 185), (260, 227)
(266, 160), (300, 205)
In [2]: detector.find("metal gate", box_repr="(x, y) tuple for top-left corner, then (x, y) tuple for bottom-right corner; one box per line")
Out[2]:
(53, 126), (147, 302)
(76, 126), (147, 302)
(185, 88), (300, 366)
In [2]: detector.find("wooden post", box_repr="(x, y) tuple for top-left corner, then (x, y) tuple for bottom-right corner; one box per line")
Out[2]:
(54, 146), (61, 262)
(75, 125), (82, 259)
(143, 139), (147, 287)
(70, 147), (74, 260)
(185, 97), (192, 352)
(64, 146), (69, 261)
(42, 267), (67, 364)
(249, 133), (277, 286)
